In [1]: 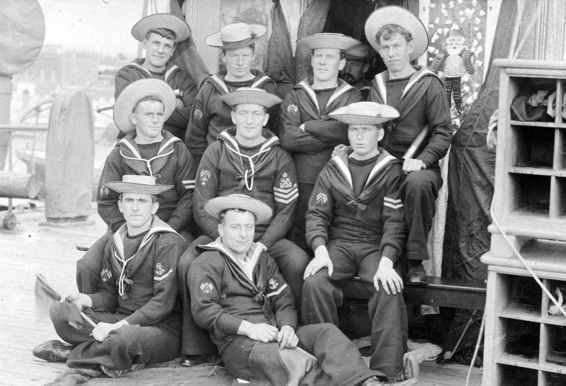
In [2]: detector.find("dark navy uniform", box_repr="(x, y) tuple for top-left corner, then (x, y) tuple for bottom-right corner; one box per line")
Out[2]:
(51, 218), (184, 371)
(178, 128), (308, 357)
(279, 79), (362, 248)
(369, 67), (452, 263)
(301, 150), (407, 379)
(189, 239), (381, 385)
(185, 70), (277, 164)
(76, 131), (196, 294)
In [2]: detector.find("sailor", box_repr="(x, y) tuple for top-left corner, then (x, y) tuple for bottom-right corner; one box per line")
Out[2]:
(185, 22), (278, 164)
(77, 79), (196, 294)
(341, 43), (372, 99)
(189, 193), (384, 386)
(279, 32), (362, 249)
(115, 13), (198, 139)
(178, 88), (308, 367)
(365, 6), (453, 282)
(301, 101), (416, 384)
(33, 175), (185, 381)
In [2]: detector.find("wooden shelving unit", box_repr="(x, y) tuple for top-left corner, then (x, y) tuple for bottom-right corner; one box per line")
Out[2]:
(482, 59), (566, 386)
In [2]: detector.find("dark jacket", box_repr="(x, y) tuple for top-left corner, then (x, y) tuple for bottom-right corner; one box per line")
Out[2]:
(279, 79), (362, 184)
(89, 217), (184, 329)
(188, 239), (297, 352)
(306, 150), (405, 262)
(368, 68), (453, 167)
(97, 131), (197, 232)
(115, 59), (198, 139)
(193, 128), (298, 248)
(185, 69), (277, 163)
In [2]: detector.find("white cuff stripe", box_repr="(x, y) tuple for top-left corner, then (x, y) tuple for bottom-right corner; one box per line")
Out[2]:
(384, 202), (403, 209)
(384, 197), (402, 203)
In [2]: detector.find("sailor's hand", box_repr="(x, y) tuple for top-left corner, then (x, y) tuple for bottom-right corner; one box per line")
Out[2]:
(331, 144), (350, 158)
(373, 257), (403, 295)
(278, 325), (299, 349)
(91, 320), (128, 342)
(303, 245), (333, 278)
(64, 293), (92, 310)
(402, 158), (426, 173)
(241, 321), (278, 343)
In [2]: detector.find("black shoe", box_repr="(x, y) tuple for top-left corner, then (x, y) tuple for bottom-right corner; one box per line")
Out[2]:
(33, 340), (72, 363)
(181, 354), (220, 367)
(407, 262), (427, 283)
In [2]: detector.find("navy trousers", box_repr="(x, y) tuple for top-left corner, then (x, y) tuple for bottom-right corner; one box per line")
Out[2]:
(301, 240), (408, 379)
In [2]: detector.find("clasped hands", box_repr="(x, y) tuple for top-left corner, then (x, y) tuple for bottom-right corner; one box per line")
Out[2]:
(239, 321), (298, 349)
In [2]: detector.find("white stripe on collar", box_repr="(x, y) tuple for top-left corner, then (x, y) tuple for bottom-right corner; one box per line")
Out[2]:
(374, 72), (387, 104)
(221, 131), (277, 155)
(364, 153), (396, 189)
(158, 136), (180, 154)
(331, 156), (353, 188)
(202, 239), (261, 283)
(259, 136), (278, 152)
(126, 62), (152, 77)
(210, 74), (230, 94)
(251, 75), (269, 88)
(119, 138), (142, 159)
(326, 82), (353, 108)
(120, 135), (179, 159)
(219, 130), (238, 149)
(164, 65), (178, 82)
(298, 81), (320, 112)
(401, 69), (436, 99)
(299, 81), (353, 112)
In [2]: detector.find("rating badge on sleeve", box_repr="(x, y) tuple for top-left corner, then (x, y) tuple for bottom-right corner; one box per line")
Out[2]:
(200, 169), (211, 186)
(200, 281), (214, 295)
(315, 192), (328, 206)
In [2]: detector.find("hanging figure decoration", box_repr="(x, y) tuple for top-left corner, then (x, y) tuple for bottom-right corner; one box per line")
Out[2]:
(430, 29), (475, 115)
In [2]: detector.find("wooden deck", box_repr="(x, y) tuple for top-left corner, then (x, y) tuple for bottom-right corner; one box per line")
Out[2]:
(0, 201), (482, 385)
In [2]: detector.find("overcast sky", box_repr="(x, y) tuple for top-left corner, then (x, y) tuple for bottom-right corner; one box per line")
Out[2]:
(39, 0), (158, 56)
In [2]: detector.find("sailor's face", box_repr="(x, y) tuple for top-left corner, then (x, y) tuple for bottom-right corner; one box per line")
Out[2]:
(222, 46), (254, 79)
(143, 33), (175, 68)
(231, 104), (268, 141)
(348, 124), (383, 157)
(377, 33), (413, 73)
(219, 210), (256, 256)
(131, 100), (165, 140)
(311, 48), (345, 82)
(118, 193), (157, 229)
(341, 59), (367, 84)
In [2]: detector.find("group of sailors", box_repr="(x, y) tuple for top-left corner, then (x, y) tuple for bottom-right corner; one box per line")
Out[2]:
(33, 5), (452, 386)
